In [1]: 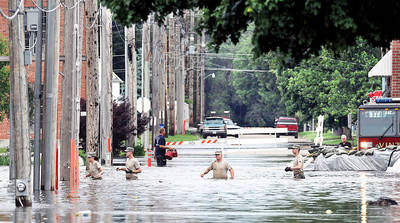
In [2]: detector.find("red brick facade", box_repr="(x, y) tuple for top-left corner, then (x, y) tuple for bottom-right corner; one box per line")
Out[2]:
(0, 1), (87, 139)
(392, 41), (400, 97)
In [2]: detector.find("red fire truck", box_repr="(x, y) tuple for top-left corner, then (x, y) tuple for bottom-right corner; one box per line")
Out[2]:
(358, 96), (400, 149)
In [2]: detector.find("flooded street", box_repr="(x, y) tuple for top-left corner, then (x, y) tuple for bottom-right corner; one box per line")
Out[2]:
(1, 148), (400, 222)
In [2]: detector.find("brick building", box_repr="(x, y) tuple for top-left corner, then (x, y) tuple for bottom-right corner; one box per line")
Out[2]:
(0, 1), (87, 141)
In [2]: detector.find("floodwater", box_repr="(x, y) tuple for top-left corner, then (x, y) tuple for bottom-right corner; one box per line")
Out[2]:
(1, 148), (400, 222)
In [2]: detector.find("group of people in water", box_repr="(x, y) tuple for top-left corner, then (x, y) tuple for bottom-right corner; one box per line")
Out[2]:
(85, 128), (306, 180)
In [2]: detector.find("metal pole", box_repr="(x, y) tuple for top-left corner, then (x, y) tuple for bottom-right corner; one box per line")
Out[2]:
(33, 0), (44, 190)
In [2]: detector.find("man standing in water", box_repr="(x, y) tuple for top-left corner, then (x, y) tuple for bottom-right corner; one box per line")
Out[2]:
(285, 145), (305, 179)
(85, 152), (104, 180)
(117, 147), (142, 180)
(201, 150), (234, 179)
(155, 128), (173, 167)
(339, 134), (352, 149)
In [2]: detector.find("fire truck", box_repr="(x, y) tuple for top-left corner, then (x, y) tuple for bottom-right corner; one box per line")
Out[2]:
(357, 91), (400, 149)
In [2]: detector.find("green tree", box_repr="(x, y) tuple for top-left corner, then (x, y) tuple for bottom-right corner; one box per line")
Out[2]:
(0, 36), (9, 121)
(276, 38), (380, 128)
(101, 0), (400, 60)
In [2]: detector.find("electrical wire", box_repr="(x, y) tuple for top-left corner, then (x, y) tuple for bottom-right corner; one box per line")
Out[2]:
(0, 0), (24, 20)
(30, 0), (62, 13)
(59, 0), (84, 10)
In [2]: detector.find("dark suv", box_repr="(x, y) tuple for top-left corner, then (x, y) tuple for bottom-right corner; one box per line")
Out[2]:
(275, 117), (298, 138)
(200, 117), (227, 139)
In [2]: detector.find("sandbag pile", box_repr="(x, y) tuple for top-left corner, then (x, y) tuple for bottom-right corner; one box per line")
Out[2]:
(311, 145), (400, 171)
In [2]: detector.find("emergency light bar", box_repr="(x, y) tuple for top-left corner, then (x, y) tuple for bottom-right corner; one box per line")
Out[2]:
(375, 98), (400, 103)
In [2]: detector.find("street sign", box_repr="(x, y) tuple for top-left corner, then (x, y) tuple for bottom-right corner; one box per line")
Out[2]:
(137, 97), (151, 113)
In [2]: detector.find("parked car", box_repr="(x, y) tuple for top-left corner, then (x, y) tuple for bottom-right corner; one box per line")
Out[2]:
(224, 118), (240, 138)
(275, 117), (298, 138)
(200, 117), (227, 139)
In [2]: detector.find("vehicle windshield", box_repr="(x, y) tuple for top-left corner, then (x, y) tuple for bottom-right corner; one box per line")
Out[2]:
(225, 120), (234, 125)
(204, 118), (224, 125)
(278, 119), (297, 124)
(360, 110), (396, 137)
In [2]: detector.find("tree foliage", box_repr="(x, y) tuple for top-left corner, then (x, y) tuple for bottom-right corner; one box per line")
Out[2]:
(0, 36), (9, 122)
(101, 0), (400, 60)
(206, 28), (285, 126)
(79, 99), (150, 156)
(276, 38), (381, 128)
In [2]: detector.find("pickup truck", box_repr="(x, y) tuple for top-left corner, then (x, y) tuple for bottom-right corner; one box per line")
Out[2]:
(275, 117), (298, 138)
(200, 117), (227, 139)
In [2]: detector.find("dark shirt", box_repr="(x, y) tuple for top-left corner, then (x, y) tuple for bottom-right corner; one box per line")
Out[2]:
(155, 135), (166, 156)
(339, 141), (352, 149)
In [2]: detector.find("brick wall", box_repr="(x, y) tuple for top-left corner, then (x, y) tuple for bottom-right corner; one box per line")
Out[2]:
(0, 1), (87, 139)
(392, 41), (400, 97)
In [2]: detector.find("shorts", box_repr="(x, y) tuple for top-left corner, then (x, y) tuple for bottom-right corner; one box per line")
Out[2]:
(156, 155), (166, 167)
(294, 172), (305, 179)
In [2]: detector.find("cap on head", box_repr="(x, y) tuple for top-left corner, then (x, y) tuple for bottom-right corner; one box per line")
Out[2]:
(215, 150), (222, 155)
(288, 145), (300, 150)
(87, 152), (96, 158)
(125, 147), (135, 153)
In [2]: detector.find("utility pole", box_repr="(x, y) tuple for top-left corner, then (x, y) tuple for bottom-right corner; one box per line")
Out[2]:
(152, 23), (161, 143)
(200, 31), (205, 122)
(196, 22), (201, 125)
(61, 0), (83, 181)
(44, 0), (61, 191)
(161, 24), (167, 134)
(168, 15), (175, 136)
(126, 25), (137, 147)
(85, 0), (100, 154)
(175, 16), (184, 134)
(142, 19), (151, 149)
(188, 10), (195, 127)
(9, 0), (32, 206)
(100, 6), (113, 166)
(33, 0), (44, 190)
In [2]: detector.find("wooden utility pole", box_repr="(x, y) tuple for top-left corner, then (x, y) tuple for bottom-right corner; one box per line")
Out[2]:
(200, 31), (206, 122)
(168, 16), (175, 136)
(126, 25), (137, 147)
(100, 6), (113, 165)
(196, 25), (201, 124)
(33, 0), (44, 191)
(175, 16), (184, 134)
(161, 24), (167, 134)
(61, 0), (83, 181)
(9, 0), (32, 206)
(188, 11), (195, 127)
(43, 0), (61, 191)
(152, 23), (161, 140)
(85, 0), (100, 154)
(142, 19), (151, 149)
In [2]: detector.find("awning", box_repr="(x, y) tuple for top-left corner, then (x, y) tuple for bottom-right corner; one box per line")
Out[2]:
(368, 50), (392, 77)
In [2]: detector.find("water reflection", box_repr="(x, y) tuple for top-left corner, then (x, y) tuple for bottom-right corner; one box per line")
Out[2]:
(0, 151), (400, 222)
(360, 172), (367, 223)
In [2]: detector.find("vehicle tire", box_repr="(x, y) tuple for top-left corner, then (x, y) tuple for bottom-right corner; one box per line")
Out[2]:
(202, 134), (207, 139)
(294, 133), (298, 139)
(276, 134), (280, 138)
(235, 134), (239, 138)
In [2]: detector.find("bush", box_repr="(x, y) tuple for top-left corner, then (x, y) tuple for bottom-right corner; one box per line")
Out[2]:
(0, 155), (10, 166)
(79, 98), (150, 157)
(134, 145), (145, 157)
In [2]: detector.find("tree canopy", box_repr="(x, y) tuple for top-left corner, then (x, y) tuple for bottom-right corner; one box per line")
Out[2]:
(101, 0), (400, 60)
(277, 38), (381, 128)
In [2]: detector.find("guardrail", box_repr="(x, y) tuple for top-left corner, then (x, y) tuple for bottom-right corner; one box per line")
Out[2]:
(239, 127), (288, 135)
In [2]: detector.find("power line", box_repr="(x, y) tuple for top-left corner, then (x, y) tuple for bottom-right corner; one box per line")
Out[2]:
(205, 67), (269, 73)
(0, 0), (24, 20)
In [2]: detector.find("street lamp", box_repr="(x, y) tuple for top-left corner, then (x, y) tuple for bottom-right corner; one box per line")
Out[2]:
(205, 73), (215, 79)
